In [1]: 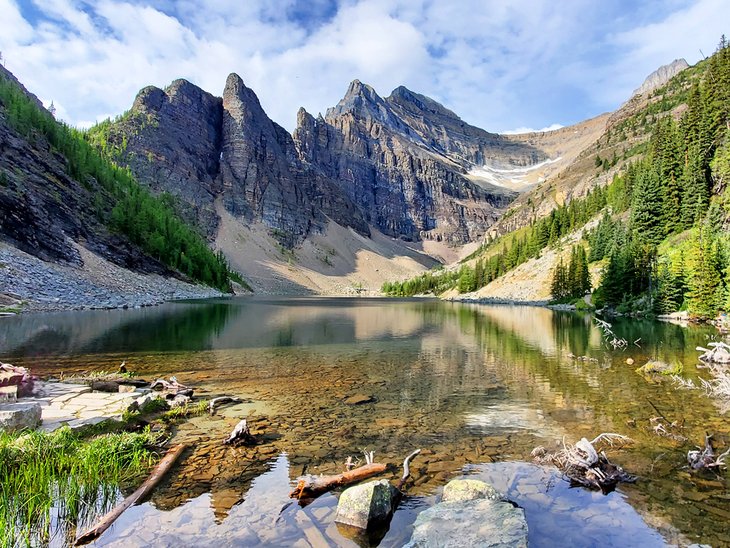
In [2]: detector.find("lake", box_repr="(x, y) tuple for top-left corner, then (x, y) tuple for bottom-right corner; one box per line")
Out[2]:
(2, 297), (729, 546)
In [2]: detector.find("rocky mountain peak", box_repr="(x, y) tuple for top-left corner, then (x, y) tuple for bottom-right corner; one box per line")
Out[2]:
(222, 73), (265, 113)
(326, 79), (395, 124)
(131, 85), (166, 113)
(633, 58), (689, 97)
(387, 86), (460, 122)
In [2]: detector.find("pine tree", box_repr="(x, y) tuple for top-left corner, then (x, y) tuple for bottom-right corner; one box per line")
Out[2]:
(686, 228), (724, 317)
(550, 258), (569, 301)
(631, 163), (666, 245)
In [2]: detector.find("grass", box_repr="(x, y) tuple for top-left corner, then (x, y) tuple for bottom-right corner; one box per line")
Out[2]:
(162, 399), (209, 421)
(0, 427), (160, 546)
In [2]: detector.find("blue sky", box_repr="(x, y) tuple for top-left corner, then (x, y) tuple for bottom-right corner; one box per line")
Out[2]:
(0, 0), (726, 133)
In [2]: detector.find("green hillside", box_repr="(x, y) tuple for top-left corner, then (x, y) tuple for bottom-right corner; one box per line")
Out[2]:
(385, 38), (730, 319)
(0, 73), (241, 292)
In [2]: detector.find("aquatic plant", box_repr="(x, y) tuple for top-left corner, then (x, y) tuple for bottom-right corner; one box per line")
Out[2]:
(0, 427), (159, 546)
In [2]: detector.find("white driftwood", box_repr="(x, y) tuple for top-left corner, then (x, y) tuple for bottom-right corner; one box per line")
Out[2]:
(224, 419), (256, 446)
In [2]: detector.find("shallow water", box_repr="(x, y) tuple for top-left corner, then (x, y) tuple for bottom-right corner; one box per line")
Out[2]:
(2, 297), (729, 546)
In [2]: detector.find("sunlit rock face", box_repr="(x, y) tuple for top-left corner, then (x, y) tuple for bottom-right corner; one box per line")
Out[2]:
(294, 80), (546, 244)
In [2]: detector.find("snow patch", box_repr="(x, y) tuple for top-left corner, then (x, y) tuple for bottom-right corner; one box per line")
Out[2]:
(501, 123), (564, 135)
(468, 157), (562, 191)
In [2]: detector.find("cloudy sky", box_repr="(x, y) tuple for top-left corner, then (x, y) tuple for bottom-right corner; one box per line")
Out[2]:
(0, 0), (726, 133)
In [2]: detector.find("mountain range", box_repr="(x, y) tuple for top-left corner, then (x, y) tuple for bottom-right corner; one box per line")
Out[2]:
(0, 55), (693, 300)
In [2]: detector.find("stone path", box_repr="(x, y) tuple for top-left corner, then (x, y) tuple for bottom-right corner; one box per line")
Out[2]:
(20, 381), (152, 432)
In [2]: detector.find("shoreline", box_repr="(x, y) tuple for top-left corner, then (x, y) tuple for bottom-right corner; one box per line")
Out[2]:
(0, 242), (226, 315)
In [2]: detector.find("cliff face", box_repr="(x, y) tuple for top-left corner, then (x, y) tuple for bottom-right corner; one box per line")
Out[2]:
(294, 80), (544, 243)
(112, 74), (369, 247)
(110, 75), (546, 246)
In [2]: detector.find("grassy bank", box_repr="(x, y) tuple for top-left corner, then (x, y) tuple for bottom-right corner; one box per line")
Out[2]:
(0, 426), (159, 547)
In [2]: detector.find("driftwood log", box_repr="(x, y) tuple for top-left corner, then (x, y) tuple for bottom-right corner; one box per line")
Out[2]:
(209, 396), (242, 415)
(224, 419), (256, 446)
(697, 342), (730, 364)
(290, 462), (388, 500)
(396, 449), (421, 491)
(688, 434), (730, 470)
(74, 443), (187, 545)
(290, 449), (421, 500)
(532, 434), (636, 493)
(150, 377), (188, 392)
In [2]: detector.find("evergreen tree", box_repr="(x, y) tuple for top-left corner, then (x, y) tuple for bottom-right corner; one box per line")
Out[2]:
(686, 228), (724, 317)
(631, 163), (666, 245)
(550, 258), (569, 301)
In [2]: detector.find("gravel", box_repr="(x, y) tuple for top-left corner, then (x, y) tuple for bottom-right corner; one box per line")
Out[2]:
(0, 242), (224, 313)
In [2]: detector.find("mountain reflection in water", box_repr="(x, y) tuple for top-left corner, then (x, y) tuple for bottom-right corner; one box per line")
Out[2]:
(1, 297), (727, 546)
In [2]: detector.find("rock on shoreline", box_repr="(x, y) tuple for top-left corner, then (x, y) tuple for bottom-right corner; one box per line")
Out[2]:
(0, 242), (224, 313)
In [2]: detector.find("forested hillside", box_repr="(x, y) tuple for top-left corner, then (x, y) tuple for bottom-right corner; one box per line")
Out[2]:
(385, 38), (730, 319)
(0, 71), (238, 291)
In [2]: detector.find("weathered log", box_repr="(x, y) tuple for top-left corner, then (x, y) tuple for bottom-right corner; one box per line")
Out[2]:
(224, 419), (256, 446)
(150, 377), (188, 391)
(74, 443), (187, 545)
(209, 396), (242, 415)
(688, 434), (730, 470)
(290, 463), (388, 500)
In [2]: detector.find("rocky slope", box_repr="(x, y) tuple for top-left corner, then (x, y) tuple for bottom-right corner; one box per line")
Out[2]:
(483, 59), (692, 240)
(105, 76), (547, 247)
(0, 65), (171, 274)
(0, 66), (230, 311)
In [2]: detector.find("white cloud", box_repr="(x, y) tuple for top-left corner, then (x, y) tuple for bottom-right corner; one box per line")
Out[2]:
(0, 0), (726, 134)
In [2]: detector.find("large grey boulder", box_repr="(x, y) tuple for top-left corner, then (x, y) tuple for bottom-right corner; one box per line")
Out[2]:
(335, 479), (396, 529)
(442, 478), (503, 503)
(405, 498), (528, 548)
(0, 402), (42, 432)
(405, 479), (528, 547)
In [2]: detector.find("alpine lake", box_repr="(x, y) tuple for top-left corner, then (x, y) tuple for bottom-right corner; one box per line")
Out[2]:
(2, 297), (729, 547)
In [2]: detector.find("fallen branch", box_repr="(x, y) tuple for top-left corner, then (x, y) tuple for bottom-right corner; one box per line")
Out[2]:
(688, 434), (730, 470)
(290, 462), (388, 500)
(396, 449), (421, 491)
(75, 443), (187, 545)
(209, 396), (242, 415)
(224, 419), (256, 446)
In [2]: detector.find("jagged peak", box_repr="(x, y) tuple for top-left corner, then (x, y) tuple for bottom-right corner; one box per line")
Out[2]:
(296, 106), (316, 128)
(222, 72), (266, 114)
(132, 85), (166, 113)
(165, 78), (198, 94)
(386, 85), (462, 122)
(327, 79), (391, 122)
(633, 58), (690, 97)
(344, 79), (377, 98)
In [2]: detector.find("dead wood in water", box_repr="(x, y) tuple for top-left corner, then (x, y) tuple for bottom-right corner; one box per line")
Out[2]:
(688, 434), (730, 470)
(396, 449), (421, 491)
(209, 396), (242, 415)
(290, 462), (388, 500)
(290, 449), (422, 500)
(74, 443), (187, 545)
(224, 419), (256, 446)
(532, 434), (636, 493)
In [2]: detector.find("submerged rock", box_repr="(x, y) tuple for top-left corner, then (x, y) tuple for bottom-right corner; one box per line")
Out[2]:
(0, 402), (42, 432)
(441, 478), (503, 503)
(335, 479), (396, 529)
(405, 479), (527, 548)
(343, 394), (375, 405)
(406, 499), (528, 548)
